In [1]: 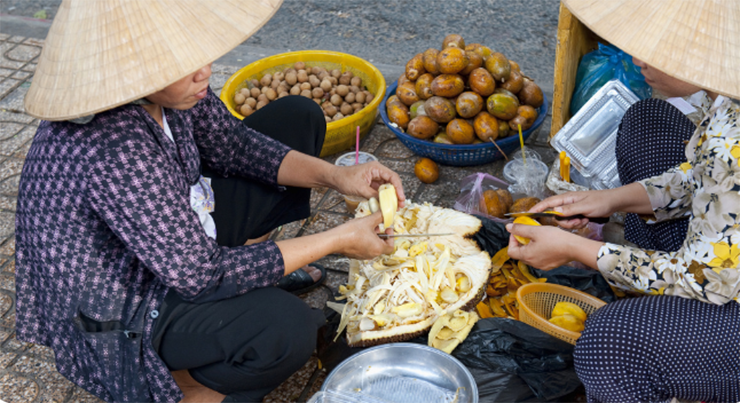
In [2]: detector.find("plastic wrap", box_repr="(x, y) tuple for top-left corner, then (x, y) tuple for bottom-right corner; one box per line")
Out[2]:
(453, 173), (512, 223)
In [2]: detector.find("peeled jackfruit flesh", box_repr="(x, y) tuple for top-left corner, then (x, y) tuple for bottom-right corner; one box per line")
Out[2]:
(548, 313), (585, 332)
(378, 184), (398, 229)
(551, 301), (587, 322)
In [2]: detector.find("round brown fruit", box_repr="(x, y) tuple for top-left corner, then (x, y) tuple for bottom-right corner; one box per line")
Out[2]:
(446, 118), (476, 144)
(386, 94), (404, 108)
(473, 45), (492, 61)
(415, 157), (440, 184)
(387, 103), (410, 129)
(434, 132), (454, 144)
(486, 93), (520, 120)
(509, 197), (541, 214)
(500, 70), (524, 94)
(485, 52), (511, 82)
(442, 34), (465, 49)
(498, 120), (511, 138)
(483, 189), (507, 218)
(407, 116), (439, 140)
(431, 74), (465, 98)
(405, 53), (425, 81)
(396, 81), (420, 106)
(415, 73), (434, 100)
(436, 47), (469, 75)
(473, 111), (499, 142)
(519, 78), (544, 108)
(422, 48), (440, 75)
(468, 68), (496, 97)
(424, 96), (457, 123)
(509, 105), (539, 131)
(409, 100), (426, 119)
(495, 188), (513, 211)
(460, 51), (483, 76)
(455, 91), (484, 119)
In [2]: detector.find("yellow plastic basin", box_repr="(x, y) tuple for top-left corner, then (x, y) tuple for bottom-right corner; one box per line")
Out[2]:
(220, 50), (386, 157)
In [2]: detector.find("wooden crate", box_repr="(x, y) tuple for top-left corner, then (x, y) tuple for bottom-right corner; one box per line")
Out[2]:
(550, 3), (608, 139)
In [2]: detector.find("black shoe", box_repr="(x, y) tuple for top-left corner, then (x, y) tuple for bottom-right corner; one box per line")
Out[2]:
(276, 263), (326, 295)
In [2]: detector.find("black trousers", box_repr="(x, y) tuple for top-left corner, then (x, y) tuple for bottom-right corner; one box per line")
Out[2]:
(153, 96), (327, 402)
(615, 98), (695, 251)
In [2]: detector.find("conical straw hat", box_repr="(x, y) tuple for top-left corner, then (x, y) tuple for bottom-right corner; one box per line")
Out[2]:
(24, 0), (283, 121)
(562, 0), (740, 99)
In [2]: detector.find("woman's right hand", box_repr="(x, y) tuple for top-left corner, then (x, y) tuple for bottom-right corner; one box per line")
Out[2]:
(333, 211), (395, 259)
(529, 189), (614, 229)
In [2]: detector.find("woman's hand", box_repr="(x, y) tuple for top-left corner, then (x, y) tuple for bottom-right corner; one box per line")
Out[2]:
(529, 190), (614, 229)
(331, 161), (406, 207)
(332, 211), (395, 259)
(506, 223), (602, 270)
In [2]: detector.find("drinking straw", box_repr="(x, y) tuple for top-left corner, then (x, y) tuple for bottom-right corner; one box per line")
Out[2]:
(518, 124), (526, 165)
(355, 126), (360, 165)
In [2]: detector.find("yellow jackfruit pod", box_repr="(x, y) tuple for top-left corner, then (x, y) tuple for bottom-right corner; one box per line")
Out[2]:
(551, 301), (587, 322)
(549, 314), (585, 332)
(391, 302), (423, 318)
(368, 197), (380, 213)
(378, 184), (398, 229)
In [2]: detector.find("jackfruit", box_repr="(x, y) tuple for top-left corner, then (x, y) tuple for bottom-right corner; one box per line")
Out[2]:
(549, 314), (585, 332)
(551, 301), (587, 322)
(378, 184), (398, 229)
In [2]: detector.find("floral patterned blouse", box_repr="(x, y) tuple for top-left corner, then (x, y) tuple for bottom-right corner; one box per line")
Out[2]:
(597, 95), (740, 305)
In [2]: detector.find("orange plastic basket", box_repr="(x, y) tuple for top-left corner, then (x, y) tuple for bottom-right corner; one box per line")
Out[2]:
(516, 283), (607, 345)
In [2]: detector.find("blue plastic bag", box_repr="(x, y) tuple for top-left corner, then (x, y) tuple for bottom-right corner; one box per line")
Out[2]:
(570, 43), (651, 115)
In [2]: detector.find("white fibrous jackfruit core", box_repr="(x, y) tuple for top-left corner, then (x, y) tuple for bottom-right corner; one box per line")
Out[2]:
(335, 202), (491, 349)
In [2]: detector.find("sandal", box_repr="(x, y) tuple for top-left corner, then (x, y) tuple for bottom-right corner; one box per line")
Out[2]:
(276, 263), (326, 295)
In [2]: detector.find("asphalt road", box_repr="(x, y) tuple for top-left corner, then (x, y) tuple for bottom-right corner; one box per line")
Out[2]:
(1, 0), (560, 90)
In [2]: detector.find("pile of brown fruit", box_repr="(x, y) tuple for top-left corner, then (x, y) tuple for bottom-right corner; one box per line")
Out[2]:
(233, 61), (375, 123)
(386, 34), (544, 145)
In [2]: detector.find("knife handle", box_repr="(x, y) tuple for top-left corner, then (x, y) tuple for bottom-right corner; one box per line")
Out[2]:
(555, 215), (609, 224)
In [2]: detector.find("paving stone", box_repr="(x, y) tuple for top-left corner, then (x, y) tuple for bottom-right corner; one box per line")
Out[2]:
(0, 67), (14, 77)
(0, 122), (24, 141)
(0, 211), (16, 239)
(11, 355), (56, 375)
(0, 34), (9, 41)
(22, 62), (36, 72)
(0, 274), (15, 292)
(0, 348), (17, 368)
(0, 110), (34, 124)
(0, 78), (21, 99)
(271, 219), (306, 241)
(3, 333), (33, 353)
(68, 386), (105, 403)
(0, 329), (10, 344)
(12, 140), (32, 159)
(0, 237), (16, 255)
(0, 126), (34, 156)
(320, 189), (350, 214)
(0, 292), (12, 317)
(7, 36), (25, 44)
(21, 38), (44, 47)
(359, 124), (397, 154)
(309, 187), (328, 210)
(0, 81), (29, 113)
(3, 259), (15, 274)
(6, 45), (41, 63)
(0, 311), (16, 328)
(375, 137), (416, 159)
(26, 344), (54, 362)
(10, 70), (31, 80)
(0, 43), (24, 69)
(0, 373), (39, 403)
(35, 367), (75, 403)
(0, 158), (24, 196)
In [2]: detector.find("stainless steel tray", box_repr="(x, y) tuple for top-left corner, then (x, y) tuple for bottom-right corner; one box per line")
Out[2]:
(550, 79), (640, 190)
(319, 343), (478, 403)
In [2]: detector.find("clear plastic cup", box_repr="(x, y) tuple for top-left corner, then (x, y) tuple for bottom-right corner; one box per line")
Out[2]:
(503, 157), (549, 199)
(335, 151), (379, 213)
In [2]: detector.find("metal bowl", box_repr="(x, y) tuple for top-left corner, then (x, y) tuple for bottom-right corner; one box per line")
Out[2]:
(320, 343), (478, 403)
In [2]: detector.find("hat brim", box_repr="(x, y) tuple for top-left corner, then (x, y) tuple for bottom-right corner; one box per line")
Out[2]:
(563, 0), (740, 99)
(24, 0), (283, 121)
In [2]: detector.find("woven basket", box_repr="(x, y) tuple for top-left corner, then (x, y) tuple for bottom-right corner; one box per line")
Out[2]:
(516, 283), (606, 345)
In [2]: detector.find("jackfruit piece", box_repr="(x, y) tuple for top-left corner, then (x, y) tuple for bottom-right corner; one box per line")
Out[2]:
(391, 302), (423, 318)
(440, 287), (459, 303)
(368, 197), (380, 213)
(378, 184), (398, 229)
(436, 327), (455, 340)
(551, 302), (587, 322)
(549, 314), (585, 332)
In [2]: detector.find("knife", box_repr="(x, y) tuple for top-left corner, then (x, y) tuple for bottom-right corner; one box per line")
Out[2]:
(377, 232), (455, 239)
(505, 211), (609, 224)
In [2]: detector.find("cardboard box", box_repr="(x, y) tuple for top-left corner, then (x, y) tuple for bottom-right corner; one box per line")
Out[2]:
(550, 3), (608, 139)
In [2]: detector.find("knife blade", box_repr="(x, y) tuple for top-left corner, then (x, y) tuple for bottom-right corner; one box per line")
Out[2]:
(505, 212), (609, 224)
(377, 232), (455, 239)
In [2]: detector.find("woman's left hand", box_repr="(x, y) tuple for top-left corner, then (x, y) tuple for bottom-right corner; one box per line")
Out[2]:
(506, 223), (602, 270)
(332, 161), (406, 207)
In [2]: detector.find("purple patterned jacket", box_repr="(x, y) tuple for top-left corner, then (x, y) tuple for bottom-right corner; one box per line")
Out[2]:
(15, 89), (290, 402)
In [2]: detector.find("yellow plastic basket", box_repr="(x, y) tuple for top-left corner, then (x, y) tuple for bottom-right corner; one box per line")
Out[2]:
(220, 50), (386, 157)
(516, 283), (607, 345)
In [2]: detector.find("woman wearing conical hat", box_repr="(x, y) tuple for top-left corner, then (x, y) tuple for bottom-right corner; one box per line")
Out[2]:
(508, 0), (739, 401)
(14, 1), (404, 401)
